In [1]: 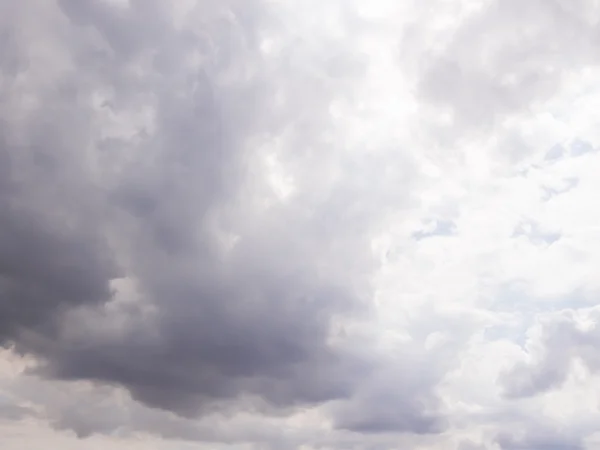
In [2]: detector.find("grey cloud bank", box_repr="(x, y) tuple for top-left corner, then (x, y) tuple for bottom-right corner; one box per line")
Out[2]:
(3, 0), (600, 449)
(0, 0), (429, 441)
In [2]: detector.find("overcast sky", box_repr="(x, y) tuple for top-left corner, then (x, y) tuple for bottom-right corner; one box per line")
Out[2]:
(2, 0), (600, 449)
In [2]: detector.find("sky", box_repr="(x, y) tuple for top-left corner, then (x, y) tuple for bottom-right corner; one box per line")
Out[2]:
(1, 0), (600, 449)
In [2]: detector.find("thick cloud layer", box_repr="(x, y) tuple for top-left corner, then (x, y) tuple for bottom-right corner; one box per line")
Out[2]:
(0, 0), (426, 434)
(4, 0), (600, 449)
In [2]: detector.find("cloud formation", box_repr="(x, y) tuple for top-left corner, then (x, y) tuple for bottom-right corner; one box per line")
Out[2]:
(0, 0), (431, 442)
(3, 0), (600, 449)
(2, 0), (387, 416)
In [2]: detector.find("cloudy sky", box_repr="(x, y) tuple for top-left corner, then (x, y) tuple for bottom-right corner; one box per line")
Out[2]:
(2, 0), (600, 449)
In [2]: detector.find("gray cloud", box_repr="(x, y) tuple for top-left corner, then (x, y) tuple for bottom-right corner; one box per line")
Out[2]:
(496, 428), (583, 450)
(500, 308), (600, 399)
(5, 0), (600, 448)
(403, 0), (600, 154)
(500, 317), (575, 398)
(0, 0), (435, 441)
(0, 393), (33, 422)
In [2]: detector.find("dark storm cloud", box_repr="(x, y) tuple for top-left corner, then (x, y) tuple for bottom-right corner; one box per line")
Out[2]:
(0, 3), (118, 343)
(0, 0), (435, 439)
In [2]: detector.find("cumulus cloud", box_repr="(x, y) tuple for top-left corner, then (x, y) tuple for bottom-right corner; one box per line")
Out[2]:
(2, 0), (379, 410)
(500, 307), (600, 400)
(4, 0), (600, 449)
(409, 0), (600, 129)
(0, 0), (429, 442)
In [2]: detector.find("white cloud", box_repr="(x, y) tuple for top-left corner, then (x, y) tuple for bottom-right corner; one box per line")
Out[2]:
(3, 0), (600, 449)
